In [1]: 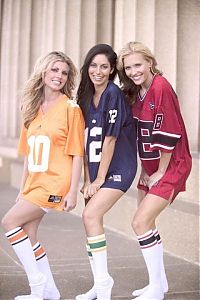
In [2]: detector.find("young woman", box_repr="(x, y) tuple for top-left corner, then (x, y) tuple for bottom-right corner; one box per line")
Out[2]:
(117, 41), (192, 300)
(1, 51), (85, 300)
(75, 44), (137, 300)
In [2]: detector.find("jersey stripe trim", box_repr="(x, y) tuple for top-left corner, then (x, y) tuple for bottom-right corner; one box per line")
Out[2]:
(152, 131), (181, 138)
(150, 143), (174, 150)
(151, 131), (181, 149)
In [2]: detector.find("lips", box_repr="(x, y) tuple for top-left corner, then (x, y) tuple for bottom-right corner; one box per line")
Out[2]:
(52, 80), (62, 85)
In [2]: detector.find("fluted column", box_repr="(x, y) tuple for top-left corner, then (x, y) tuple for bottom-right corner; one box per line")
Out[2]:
(0, 0), (32, 139)
(176, 0), (200, 152)
(114, 0), (137, 53)
(136, 0), (155, 51)
(154, 0), (178, 89)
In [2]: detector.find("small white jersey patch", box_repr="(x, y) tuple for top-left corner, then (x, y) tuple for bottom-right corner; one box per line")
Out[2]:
(113, 175), (122, 182)
(67, 99), (79, 107)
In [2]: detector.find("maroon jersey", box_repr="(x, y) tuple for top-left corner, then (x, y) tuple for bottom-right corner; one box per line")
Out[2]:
(132, 74), (192, 198)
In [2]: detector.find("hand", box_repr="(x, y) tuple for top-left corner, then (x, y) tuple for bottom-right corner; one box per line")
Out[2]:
(80, 181), (91, 200)
(62, 191), (77, 212)
(139, 170), (150, 187)
(87, 177), (105, 198)
(148, 170), (165, 189)
(15, 191), (23, 202)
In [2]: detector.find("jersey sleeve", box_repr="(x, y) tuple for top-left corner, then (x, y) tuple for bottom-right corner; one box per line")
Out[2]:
(17, 125), (29, 155)
(104, 88), (127, 138)
(150, 80), (182, 153)
(64, 102), (85, 156)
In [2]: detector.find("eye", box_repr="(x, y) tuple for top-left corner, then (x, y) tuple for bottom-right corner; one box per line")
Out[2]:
(51, 67), (58, 72)
(90, 63), (96, 68)
(101, 64), (109, 70)
(62, 71), (68, 76)
(124, 66), (131, 71)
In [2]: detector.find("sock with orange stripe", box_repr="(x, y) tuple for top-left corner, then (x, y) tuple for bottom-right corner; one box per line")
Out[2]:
(87, 234), (114, 300)
(5, 227), (46, 299)
(133, 230), (164, 300)
(33, 243), (60, 300)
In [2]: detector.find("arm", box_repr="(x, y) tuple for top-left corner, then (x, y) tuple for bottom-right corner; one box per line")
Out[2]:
(87, 135), (117, 198)
(62, 155), (83, 212)
(80, 154), (91, 200)
(148, 151), (172, 189)
(16, 156), (29, 201)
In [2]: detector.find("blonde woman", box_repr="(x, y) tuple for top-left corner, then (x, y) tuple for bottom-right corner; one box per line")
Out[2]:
(1, 51), (85, 300)
(117, 42), (192, 300)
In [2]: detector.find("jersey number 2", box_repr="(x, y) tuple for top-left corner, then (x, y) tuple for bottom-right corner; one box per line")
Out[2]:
(89, 127), (102, 162)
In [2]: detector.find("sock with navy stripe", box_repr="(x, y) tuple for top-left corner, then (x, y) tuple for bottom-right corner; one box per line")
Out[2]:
(133, 229), (164, 300)
(132, 228), (168, 297)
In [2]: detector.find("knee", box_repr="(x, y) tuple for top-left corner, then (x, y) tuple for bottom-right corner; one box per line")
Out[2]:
(131, 215), (149, 235)
(82, 208), (94, 227)
(1, 214), (13, 232)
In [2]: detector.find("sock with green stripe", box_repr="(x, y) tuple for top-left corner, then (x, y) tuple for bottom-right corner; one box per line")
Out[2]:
(75, 244), (96, 300)
(88, 234), (114, 300)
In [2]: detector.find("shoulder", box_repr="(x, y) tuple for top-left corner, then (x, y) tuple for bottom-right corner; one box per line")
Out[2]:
(66, 99), (80, 108)
(107, 81), (122, 94)
(153, 75), (174, 92)
(105, 81), (124, 98)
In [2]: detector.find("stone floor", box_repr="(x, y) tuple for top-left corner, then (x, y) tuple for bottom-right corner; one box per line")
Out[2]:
(0, 184), (199, 300)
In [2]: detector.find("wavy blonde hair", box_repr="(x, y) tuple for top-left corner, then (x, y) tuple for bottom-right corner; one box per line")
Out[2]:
(21, 51), (77, 128)
(117, 41), (162, 104)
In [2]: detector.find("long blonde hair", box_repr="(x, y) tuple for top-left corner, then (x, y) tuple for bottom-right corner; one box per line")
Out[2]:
(21, 51), (77, 128)
(117, 41), (162, 104)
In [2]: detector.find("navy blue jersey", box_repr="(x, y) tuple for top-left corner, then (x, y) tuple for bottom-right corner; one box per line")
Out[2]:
(85, 81), (137, 192)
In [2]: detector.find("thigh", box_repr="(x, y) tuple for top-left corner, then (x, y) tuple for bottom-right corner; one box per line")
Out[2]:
(135, 193), (169, 227)
(85, 188), (124, 219)
(137, 189), (147, 206)
(3, 198), (45, 230)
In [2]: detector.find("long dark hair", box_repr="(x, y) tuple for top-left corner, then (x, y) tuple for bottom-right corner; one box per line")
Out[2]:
(76, 44), (117, 120)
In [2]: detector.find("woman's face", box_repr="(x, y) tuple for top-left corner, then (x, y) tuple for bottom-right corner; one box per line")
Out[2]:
(123, 52), (152, 88)
(88, 54), (113, 89)
(44, 61), (69, 91)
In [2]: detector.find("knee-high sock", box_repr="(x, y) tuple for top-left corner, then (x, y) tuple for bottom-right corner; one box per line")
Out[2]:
(138, 229), (162, 289)
(86, 244), (95, 279)
(5, 227), (41, 284)
(87, 234), (109, 282)
(132, 228), (168, 297)
(33, 242), (60, 296)
(87, 234), (113, 300)
(153, 229), (168, 292)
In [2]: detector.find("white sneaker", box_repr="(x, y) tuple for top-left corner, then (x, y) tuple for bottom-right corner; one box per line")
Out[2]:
(43, 287), (60, 300)
(75, 285), (97, 300)
(15, 297), (42, 300)
(132, 285), (164, 300)
(15, 273), (46, 300)
(96, 276), (114, 300)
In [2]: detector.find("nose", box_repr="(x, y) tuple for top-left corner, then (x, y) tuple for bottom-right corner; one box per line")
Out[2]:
(56, 71), (62, 78)
(96, 66), (101, 74)
(129, 66), (136, 76)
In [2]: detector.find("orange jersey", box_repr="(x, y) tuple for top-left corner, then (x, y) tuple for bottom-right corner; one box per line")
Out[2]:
(18, 95), (84, 211)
